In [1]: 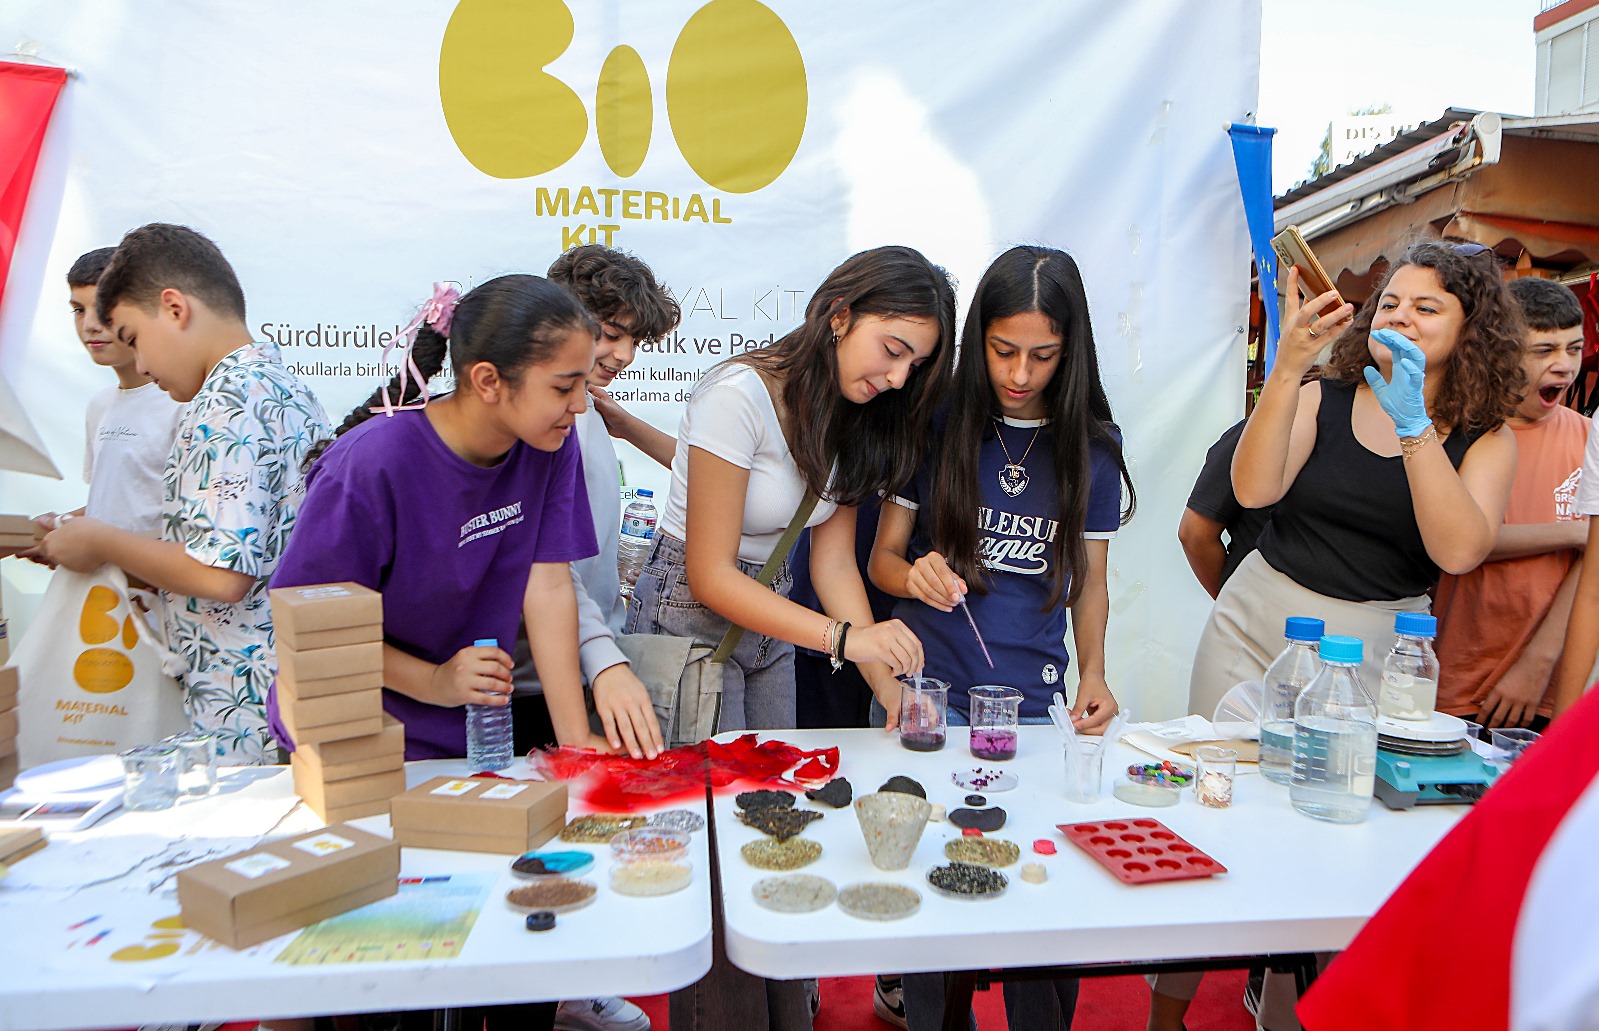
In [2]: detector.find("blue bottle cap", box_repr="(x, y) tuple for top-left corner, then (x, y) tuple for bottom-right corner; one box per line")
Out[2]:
(1393, 612), (1437, 638)
(474, 638), (498, 648)
(636, 488), (654, 498)
(1318, 635), (1363, 664)
(1284, 617), (1325, 642)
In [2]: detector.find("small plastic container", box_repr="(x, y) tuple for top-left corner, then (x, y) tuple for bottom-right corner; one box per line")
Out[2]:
(1112, 761), (1193, 808)
(119, 743), (180, 812)
(609, 827), (691, 866)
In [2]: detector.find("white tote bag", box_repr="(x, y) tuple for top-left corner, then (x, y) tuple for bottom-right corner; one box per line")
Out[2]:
(11, 565), (188, 768)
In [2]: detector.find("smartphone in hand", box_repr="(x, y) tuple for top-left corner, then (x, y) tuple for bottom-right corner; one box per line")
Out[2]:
(1271, 225), (1343, 308)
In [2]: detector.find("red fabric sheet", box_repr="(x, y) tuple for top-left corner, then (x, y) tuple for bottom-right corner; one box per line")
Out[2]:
(0, 62), (67, 317)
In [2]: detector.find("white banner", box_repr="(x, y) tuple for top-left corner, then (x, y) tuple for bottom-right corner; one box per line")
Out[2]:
(0, 0), (1260, 720)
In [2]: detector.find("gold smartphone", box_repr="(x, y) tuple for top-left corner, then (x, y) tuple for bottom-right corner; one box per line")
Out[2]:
(1271, 225), (1342, 306)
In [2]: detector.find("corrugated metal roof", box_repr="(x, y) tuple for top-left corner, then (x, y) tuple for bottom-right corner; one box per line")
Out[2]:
(1274, 107), (1483, 208)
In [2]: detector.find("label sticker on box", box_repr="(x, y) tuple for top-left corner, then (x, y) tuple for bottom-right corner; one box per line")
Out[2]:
(430, 780), (479, 797)
(296, 586), (353, 599)
(226, 852), (293, 879)
(479, 783), (529, 800)
(294, 833), (356, 857)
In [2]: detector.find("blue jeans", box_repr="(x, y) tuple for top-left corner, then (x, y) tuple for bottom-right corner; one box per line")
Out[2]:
(625, 532), (797, 732)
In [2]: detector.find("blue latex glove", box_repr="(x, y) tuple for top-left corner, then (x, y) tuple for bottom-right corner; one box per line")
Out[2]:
(1363, 328), (1432, 437)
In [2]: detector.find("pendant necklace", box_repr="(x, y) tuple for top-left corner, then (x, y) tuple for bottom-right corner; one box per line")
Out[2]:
(993, 419), (1043, 497)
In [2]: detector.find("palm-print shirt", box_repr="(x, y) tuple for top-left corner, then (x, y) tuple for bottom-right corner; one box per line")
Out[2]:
(161, 341), (331, 763)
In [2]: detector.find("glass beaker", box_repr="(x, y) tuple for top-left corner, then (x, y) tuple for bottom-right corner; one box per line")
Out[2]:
(898, 677), (950, 752)
(165, 731), (219, 797)
(968, 685), (1023, 761)
(1063, 739), (1105, 803)
(119, 743), (180, 811)
(1195, 745), (1239, 809)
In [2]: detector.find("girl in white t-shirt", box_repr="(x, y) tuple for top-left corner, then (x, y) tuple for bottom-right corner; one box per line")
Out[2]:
(627, 244), (957, 1030)
(627, 245), (956, 734)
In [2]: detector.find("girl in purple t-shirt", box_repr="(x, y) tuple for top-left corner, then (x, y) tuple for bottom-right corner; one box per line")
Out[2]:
(868, 246), (1137, 1031)
(270, 275), (612, 761)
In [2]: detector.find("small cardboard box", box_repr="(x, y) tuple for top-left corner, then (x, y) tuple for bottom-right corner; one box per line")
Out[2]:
(0, 664), (16, 710)
(299, 713), (406, 766)
(277, 663), (383, 700)
(292, 760), (405, 819)
(293, 737), (404, 782)
(279, 710), (384, 747)
(277, 642), (383, 687)
(391, 776), (569, 855)
(286, 624), (383, 650)
(0, 708), (16, 742)
(278, 679), (383, 729)
(176, 823), (399, 949)
(270, 583), (382, 650)
(0, 825), (45, 865)
(317, 796), (394, 822)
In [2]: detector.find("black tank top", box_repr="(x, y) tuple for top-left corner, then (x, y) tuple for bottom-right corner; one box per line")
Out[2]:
(1254, 380), (1484, 602)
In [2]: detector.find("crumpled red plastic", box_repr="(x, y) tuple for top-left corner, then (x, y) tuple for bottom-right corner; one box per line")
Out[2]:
(528, 734), (840, 811)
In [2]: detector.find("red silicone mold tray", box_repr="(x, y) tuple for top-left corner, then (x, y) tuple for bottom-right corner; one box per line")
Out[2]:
(1057, 818), (1227, 885)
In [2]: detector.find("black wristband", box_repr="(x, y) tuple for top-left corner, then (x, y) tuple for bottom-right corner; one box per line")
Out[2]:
(835, 621), (852, 662)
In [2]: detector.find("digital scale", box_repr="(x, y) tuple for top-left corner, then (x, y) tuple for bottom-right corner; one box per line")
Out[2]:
(1372, 712), (1498, 810)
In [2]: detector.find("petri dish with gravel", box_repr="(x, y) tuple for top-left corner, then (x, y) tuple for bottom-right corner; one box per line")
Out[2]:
(837, 882), (922, 921)
(741, 838), (822, 871)
(610, 828), (691, 865)
(925, 862), (1008, 901)
(645, 809), (705, 833)
(505, 877), (597, 915)
(943, 837), (1021, 868)
(752, 874), (837, 914)
(559, 814), (648, 843)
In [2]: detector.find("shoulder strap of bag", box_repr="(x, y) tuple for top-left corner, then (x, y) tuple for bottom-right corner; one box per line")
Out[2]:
(707, 362), (819, 663)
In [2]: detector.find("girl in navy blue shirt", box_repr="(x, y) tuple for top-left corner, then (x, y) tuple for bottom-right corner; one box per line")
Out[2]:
(868, 246), (1135, 1031)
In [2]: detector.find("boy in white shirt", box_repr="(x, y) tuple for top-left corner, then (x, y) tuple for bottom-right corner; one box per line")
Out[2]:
(30, 248), (183, 549)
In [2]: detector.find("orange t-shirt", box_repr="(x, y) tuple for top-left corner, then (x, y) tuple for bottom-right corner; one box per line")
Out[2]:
(1433, 405), (1588, 717)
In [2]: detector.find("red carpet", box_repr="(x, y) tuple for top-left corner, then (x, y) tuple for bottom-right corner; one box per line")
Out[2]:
(630, 969), (1257, 1029)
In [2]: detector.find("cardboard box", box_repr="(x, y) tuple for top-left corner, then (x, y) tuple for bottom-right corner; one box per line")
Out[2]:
(391, 776), (568, 855)
(176, 823), (399, 949)
(291, 759), (405, 816)
(299, 713), (406, 766)
(0, 736), (15, 760)
(277, 663), (383, 700)
(278, 679), (382, 729)
(285, 624), (382, 650)
(0, 708), (15, 742)
(0, 664), (16, 709)
(293, 740), (403, 782)
(0, 826), (45, 865)
(270, 583), (382, 650)
(277, 642), (383, 685)
(279, 711), (384, 747)
(316, 797), (394, 823)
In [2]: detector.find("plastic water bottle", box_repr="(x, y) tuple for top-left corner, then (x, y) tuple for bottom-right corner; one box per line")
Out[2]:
(617, 489), (658, 599)
(1290, 635), (1379, 824)
(466, 637), (514, 772)
(1259, 616), (1325, 785)
(1378, 612), (1439, 721)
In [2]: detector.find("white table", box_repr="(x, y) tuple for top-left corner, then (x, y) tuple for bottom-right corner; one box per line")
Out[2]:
(0, 760), (712, 1031)
(713, 727), (1463, 1001)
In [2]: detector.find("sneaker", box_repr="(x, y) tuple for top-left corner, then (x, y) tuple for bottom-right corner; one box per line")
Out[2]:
(806, 978), (821, 1018)
(874, 975), (908, 1030)
(554, 997), (650, 1031)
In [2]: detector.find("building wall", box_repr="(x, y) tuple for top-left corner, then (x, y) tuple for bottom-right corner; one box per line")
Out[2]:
(1537, 0), (1599, 114)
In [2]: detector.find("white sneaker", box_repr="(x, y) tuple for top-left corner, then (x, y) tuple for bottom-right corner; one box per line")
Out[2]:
(554, 997), (651, 1031)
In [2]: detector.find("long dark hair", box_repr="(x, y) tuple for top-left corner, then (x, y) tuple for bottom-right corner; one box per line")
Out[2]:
(1322, 239), (1523, 435)
(308, 275), (597, 464)
(928, 246), (1135, 610)
(736, 245), (957, 504)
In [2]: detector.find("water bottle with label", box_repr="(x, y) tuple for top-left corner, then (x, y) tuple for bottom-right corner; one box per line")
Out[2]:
(1290, 635), (1379, 824)
(1378, 612), (1439, 721)
(465, 638), (514, 772)
(617, 489), (657, 599)
(1259, 616), (1325, 785)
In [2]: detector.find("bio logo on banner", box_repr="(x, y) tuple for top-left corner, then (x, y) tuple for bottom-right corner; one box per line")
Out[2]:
(439, 0), (807, 249)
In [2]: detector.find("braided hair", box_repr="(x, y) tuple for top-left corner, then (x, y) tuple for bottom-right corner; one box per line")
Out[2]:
(306, 275), (597, 467)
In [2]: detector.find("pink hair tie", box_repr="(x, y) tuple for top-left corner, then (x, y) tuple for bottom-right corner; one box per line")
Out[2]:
(373, 282), (461, 416)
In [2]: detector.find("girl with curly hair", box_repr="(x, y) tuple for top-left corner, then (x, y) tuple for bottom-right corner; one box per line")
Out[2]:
(1187, 239), (1520, 712)
(1165, 241), (1522, 1028)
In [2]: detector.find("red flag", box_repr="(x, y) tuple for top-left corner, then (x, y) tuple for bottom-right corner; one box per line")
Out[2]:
(1298, 686), (1599, 1029)
(0, 61), (68, 316)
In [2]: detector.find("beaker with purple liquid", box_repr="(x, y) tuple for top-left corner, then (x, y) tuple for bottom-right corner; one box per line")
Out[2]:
(898, 677), (950, 752)
(968, 686), (1022, 760)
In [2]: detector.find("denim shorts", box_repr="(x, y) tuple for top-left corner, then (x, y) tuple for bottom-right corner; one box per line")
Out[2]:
(624, 531), (797, 732)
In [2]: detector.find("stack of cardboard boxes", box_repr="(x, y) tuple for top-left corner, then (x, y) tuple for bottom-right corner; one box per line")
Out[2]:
(0, 663), (16, 790)
(270, 583), (405, 822)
